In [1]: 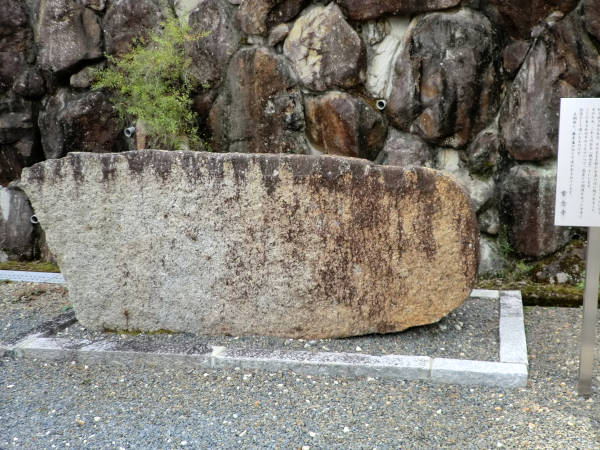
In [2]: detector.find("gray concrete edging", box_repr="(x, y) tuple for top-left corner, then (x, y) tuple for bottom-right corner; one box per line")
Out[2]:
(0, 270), (65, 284)
(1, 278), (529, 388)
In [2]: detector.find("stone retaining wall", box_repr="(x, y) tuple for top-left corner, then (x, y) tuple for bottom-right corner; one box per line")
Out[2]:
(2, 0), (595, 269)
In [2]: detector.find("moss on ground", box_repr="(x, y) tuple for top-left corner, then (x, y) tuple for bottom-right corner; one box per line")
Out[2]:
(475, 278), (599, 308)
(0, 261), (60, 273)
(101, 328), (176, 335)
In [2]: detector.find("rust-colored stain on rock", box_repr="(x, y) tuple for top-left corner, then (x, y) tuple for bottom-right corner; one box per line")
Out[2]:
(20, 151), (478, 339)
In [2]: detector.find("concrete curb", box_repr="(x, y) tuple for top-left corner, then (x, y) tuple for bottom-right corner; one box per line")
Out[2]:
(0, 270), (65, 284)
(1, 284), (529, 388)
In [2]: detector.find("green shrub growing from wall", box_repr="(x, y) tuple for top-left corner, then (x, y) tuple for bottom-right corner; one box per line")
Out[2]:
(93, 17), (207, 150)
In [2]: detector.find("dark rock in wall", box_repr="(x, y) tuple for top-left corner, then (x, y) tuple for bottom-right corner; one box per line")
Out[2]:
(0, 0), (28, 33)
(477, 0), (578, 39)
(583, 0), (600, 43)
(335, 0), (460, 21)
(12, 67), (46, 98)
(0, 186), (35, 260)
(69, 64), (103, 90)
(209, 47), (306, 154)
(387, 9), (502, 149)
(305, 92), (387, 160)
(283, 3), (366, 91)
(81, 0), (106, 11)
(375, 129), (433, 168)
(34, 0), (103, 73)
(436, 149), (495, 213)
(499, 12), (600, 161)
(500, 162), (571, 258)
(267, 23), (290, 46)
(466, 126), (502, 175)
(103, 0), (166, 57)
(0, 0), (33, 93)
(502, 39), (530, 76)
(478, 234), (506, 275)
(186, 0), (240, 88)
(0, 94), (41, 186)
(235, 0), (308, 36)
(39, 89), (124, 160)
(478, 206), (500, 236)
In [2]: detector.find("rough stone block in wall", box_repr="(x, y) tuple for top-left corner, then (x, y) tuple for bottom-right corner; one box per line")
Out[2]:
(386, 9), (502, 148)
(500, 162), (571, 258)
(499, 12), (600, 161)
(0, 186), (34, 260)
(20, 151), (478, 339)
(0, 94), (42, 187)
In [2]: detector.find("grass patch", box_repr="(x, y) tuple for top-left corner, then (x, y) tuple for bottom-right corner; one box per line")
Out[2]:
(0, 261), (60, 273)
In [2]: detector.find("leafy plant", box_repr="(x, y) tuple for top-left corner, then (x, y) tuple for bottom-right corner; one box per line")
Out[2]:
(93, 16), (208, 150)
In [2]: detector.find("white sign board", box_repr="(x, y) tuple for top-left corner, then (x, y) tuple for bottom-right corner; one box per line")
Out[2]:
(555, 98), (600, 227)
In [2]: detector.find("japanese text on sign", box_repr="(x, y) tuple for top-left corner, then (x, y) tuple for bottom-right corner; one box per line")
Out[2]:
(555, 98), (600, 227)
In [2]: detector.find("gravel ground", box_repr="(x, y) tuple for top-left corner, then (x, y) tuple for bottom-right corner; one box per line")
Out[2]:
(0, 282), (71, 345)
(48, 296), (498, 361)
(0, 282), (498, 361)
(1, 283), (599, 448)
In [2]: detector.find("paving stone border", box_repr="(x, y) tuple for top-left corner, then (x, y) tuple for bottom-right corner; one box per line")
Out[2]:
(0, 272), (528, 388)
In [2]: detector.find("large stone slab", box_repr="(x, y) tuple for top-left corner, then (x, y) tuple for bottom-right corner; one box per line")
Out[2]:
(19, 151), (478, 339)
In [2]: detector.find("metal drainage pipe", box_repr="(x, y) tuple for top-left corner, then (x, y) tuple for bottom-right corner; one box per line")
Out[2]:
(376, 99), (387, 111)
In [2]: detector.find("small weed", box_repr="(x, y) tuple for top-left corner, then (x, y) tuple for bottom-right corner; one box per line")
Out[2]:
(498, 225), (513, 255)
(577, 271), (586, 290)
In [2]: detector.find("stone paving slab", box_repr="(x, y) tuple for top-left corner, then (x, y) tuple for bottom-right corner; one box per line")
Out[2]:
(0, 275), (529, 388)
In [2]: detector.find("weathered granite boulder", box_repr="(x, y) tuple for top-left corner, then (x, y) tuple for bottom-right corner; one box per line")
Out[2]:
(20, 151), (478, 338)
(500, 162), (571, 258)
(387, 9), (502, 148)
(335, 0), (460, 21)
(185, 0), (240, 88)
(499, 12), (600, 161)
(209, 47), (306, 154)
(283, 3), (366, 91)
(304, 92), (387, 160)
(0, 186), (34, 260)
(235, 0), (308, 36)
(34, 0), (103, 73)
(38, 89), (124, 160)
